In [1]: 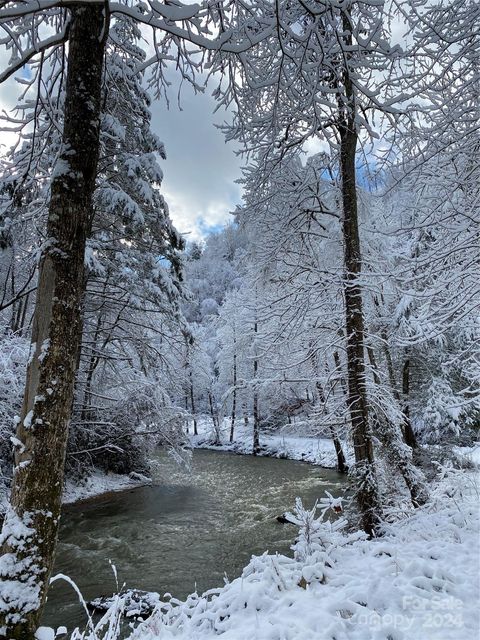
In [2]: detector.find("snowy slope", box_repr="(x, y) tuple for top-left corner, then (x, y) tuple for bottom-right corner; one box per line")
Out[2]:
(190, 418), (353, 469)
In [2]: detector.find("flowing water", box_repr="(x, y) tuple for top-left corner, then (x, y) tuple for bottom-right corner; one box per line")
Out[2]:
(43, 448), (345, 631)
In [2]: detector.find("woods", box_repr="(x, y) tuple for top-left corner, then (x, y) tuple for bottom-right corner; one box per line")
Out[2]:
(0, 0), (478, 638)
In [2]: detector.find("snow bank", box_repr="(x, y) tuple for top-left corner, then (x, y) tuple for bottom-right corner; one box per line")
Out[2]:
(190, 418), (353, 469)
(62, 470), (151, 505)
(0, 470), (151, 520)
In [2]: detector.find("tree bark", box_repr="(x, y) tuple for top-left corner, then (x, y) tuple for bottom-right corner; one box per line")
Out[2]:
(321, 382), (348, 474)
(402, 356), (418, 449)
(252, 320), (260, 455)
(229, 347), (237, 443)
(243, 404), (249, 428)
(0, 6), (108, 638)
(208, 390), (220, 444)
(380, 325), (418, 450)
(338, 44), (382, 534)
(189, 373), (198, 436)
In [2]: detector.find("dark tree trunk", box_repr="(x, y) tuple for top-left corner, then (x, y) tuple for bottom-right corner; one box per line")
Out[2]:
(311, 347), (347, 473)
(208, 390), (220, 444)
(252, 320), (260, 455)
(229, 348), (237, 443)
(80, 311), (104, 422)
(402, 356), (418, 449)
(380, 326), (418, 450)
(333, 350), (348, 398)
(189, 374), (198, 436)
(184, 392), (190, 434)
(338, 49), (382, 533)
(0, 7), (108, 638)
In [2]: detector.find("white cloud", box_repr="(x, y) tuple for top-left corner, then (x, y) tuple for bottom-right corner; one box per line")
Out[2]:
(149, 77), (243, 241)
(0, 38), (244, 242)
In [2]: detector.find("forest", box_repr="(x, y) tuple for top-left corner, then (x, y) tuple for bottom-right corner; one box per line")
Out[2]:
(0, 0), (478, 639)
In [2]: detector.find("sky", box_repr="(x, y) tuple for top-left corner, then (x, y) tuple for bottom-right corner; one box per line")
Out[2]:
(150, 80), (243, 243)
(0, 48), (243, 245)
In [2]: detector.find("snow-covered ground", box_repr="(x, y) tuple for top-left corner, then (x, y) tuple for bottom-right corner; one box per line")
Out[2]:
(0, 468), (154, 521)
(1, 470), (151, 517)
(190, 417), (354, 469)
(55, 466), (479, 640)
(63, 470), (151, 505)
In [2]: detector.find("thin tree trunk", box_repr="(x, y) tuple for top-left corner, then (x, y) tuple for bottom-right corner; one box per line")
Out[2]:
(252, 320), (260, 455)
(380, 328), (418, 449)
(402, 355), (418, 449)
(9, 259), (15, 331)
(208, 390), (220, 444)
(184, 392), (190, 434)
(18, 291), (30, 336)
(189, 374), (198, 436)
(0, 7), (108, 638)
(243, 403), (249, 428)
(229, 349), (237, 443)
(80, 312), (104, 422)
(339, 48), (382, 534)
(311, 346), (347, 473)
(333, 350), (348, 398)
(319, 380), (348, 475)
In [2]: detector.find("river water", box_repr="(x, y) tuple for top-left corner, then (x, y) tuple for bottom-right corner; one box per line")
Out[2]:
(43, 448), (344, 631)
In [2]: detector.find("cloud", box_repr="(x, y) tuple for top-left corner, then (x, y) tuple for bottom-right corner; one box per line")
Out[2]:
(150, 78), (243, 241)
(0, 40), (244, 242)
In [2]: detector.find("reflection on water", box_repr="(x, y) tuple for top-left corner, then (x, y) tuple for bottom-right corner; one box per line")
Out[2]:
(43, 449), (345, 631)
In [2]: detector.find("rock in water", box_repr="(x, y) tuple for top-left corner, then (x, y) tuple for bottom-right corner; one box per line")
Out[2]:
(88, 589), (161, 618)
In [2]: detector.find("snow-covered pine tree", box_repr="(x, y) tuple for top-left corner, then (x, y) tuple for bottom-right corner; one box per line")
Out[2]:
(71, 16), (187, 476)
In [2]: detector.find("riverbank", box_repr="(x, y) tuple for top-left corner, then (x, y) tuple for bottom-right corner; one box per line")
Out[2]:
(63, 470), (152, 505)
(0, 470), (152, 520)
(190, 417), (354, 469)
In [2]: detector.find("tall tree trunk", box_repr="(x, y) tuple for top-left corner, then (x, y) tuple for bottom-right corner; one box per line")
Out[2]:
(401, 355), (418, 449)
(252, 320), (260, 455)
(80, 311), (104, 422)
(184, 392), (190, 434)
(319, 380), (348, 475)
(339, 55), (382, 534)
(333, 350), (348, 398)
(208, 390), (220, 444)
(243, 403), (249, 428)
(229, 347), (237, 443)
(378, 320), (418, 450)
(0, 7), (108, 638)
(189, 373), (198, 436)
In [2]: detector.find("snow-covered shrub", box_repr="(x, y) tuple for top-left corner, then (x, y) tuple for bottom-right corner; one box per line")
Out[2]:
(67, 381), (189, 479)
(286, 495), (365, 586)
(420, 377), (466, 442)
